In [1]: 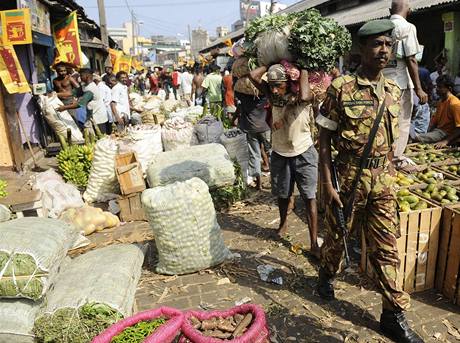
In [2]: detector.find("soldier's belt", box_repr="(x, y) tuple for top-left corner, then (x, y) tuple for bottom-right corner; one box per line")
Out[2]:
(337, 154), (387, 169)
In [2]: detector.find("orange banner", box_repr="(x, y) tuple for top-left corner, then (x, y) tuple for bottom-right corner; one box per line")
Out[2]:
(132, 57), (143, 72)
(52, 11), (82, 67)
(1, 8), (33, 45)
(115, 54), (131, 73)
(108, 48), (119, 68)
(0, 38), (31, 94)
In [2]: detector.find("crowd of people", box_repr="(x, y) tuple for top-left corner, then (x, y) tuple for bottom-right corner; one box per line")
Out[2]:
(47, 1), (460, 340)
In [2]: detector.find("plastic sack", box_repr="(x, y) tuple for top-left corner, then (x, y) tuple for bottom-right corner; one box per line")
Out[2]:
(34, 244), (145, 343)
(37, 94), (83, 142)
(142, 178), (230, 275)
(255, 27), (293, 66)
(93, 307), (184, 343)
(120, 125), (163, 173)
(83, 137), (119, 203)
(33, 169), (84, 218)
(0, 218), (77, 300)
(179, 304), (269, 343)
(170, 106), (204, 124)
(0, 204), (11, 222)
(161, 117), (195, 151)
(59, 205), (120, 236)
(232, 57), (251, 79)
(162, 99), (181, 113)
(146, 143), (235, 189)
(0, 299), (39, 343)
(220, 129), (250, 183)
(193, 116), (224, 145)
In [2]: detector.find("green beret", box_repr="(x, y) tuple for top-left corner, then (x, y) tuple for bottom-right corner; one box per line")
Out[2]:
(357, 19), (395, 37)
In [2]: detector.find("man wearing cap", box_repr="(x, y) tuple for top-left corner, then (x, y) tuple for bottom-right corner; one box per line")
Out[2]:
(249, 63), (320, 259)
(383, 0), (428, 168)
(316, 20), (424, 343)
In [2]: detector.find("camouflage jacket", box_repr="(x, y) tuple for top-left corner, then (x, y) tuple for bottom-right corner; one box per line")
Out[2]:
(317, 72), (401, 157)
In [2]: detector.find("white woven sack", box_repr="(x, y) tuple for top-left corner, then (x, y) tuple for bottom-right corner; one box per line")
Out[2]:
(83, 137), (119, 203)
(38, 94), (83, 142)
(161, 117), (195, 151)
(123, 125), (163, 173)
(36, 244), (144, 318)
(0, 218), (77, 300)
(0, 299), (39, 343)
(146, 143), (235, 189)
(142, 178), (230, 275)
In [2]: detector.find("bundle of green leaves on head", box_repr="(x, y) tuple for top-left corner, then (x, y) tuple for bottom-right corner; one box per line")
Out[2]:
(244, 8), (352, 71)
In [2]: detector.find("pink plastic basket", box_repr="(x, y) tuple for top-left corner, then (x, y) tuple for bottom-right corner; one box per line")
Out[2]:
(179, 304), (269, 343)
(92, 306), (183, 343)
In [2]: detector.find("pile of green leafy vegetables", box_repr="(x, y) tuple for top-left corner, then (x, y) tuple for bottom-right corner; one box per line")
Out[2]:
(111, 317), (166, 343)
(34, 303), (123, 343)
(244, 8), (352, 71)
(211, 161), (247, 210)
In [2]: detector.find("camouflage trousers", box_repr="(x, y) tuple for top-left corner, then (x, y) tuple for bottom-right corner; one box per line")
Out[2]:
(320, 162), (410, 311)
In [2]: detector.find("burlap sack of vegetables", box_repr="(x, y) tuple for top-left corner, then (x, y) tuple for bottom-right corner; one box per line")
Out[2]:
(146, 143), (235, 189)
(142, 178), (230, 275)
(33, 244), (145, 343)
(0, 299), (40, 343)
(0, 218), (77, 300)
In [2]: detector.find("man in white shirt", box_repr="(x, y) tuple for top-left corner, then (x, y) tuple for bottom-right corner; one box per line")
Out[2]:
(382, 0), (428, 168)
(57, 69), (109, 135)
(94, 74), (113, 134)
(111, 71), (131, 130)
(180, 67), (194, 106)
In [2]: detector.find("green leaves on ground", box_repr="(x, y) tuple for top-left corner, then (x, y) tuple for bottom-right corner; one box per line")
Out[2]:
(0, 179), (6, 198)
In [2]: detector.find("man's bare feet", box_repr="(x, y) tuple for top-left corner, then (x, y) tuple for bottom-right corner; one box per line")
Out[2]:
(277, 223), (288, 238)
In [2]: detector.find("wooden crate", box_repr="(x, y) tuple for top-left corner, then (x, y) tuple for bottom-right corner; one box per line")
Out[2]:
(118, 193), (147, 222)
(361, 199), (442, 293)
(436, 204), (460, 305)
(115, 152), (146, 195)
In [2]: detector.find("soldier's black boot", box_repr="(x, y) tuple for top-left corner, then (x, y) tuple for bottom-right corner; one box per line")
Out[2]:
(317, 268), (335, 300)
(380, 310), (424, 343)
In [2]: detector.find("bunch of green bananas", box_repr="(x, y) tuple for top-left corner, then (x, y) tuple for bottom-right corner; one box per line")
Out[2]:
(57, 144), (94, 188)
(0, 179), (7, 198)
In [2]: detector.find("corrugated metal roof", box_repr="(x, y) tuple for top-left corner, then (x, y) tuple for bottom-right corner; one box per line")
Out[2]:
(329, 0), (458, 26)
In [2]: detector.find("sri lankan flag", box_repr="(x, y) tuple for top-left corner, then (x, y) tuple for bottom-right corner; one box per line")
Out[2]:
(0, 38), (31, 94)
(115, 54), (131, 73)
(1, 8), (33, 45)
(52, 11), (83, 67)
(132, 57), (143, 72)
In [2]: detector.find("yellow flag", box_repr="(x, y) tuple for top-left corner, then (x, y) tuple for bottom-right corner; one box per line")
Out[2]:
(0, 38), (31, 93)
(1, 8), (33, 45)
(114, 54), (131, 73)
(108, 48), (120, 68)
(132, 57), (143, 71)
(224, 38), (232, 47)
(52, 11), (83, 67)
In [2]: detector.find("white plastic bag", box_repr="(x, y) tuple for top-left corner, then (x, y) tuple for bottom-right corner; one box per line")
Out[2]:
(37, 94), (83, 142)
(161, 117), (195, 151)
(0, 218), (77, 300)
(33, 169), (84, 218)
(146, 143), (236, 189)
(120, 125), (163, 173)
(142, 178), (230, 275)
(0, 299), (39, 343)
(83, 137), (119, 203)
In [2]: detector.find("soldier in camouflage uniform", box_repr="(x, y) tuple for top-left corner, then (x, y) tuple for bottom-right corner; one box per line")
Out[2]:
(316, 20), (424, 343)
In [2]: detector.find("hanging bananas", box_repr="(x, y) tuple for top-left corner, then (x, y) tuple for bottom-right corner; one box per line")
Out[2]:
(57, 144), (94, 188)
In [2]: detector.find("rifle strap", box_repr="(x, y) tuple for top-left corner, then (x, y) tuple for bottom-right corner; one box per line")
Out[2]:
(342, 88), (388, 223)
